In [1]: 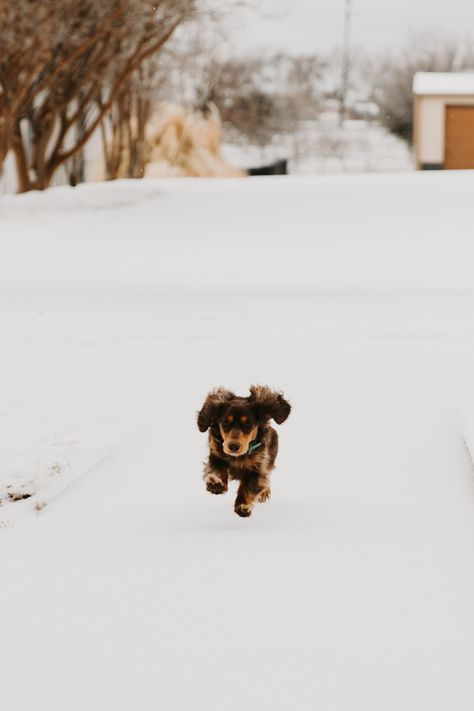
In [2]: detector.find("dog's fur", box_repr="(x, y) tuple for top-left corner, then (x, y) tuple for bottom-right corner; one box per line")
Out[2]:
(197, 386), (291, 517)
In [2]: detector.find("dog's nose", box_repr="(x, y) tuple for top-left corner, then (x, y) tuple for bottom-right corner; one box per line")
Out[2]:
(228, 442), (240, 453)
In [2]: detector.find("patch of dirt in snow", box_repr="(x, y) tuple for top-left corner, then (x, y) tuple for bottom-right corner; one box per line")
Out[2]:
(0, 425), (124, 526)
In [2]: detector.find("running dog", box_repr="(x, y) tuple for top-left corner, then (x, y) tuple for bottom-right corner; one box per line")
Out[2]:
(197, 385), (291, 517)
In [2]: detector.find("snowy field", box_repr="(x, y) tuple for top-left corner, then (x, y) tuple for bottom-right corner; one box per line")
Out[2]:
(1, 173), (474, 709)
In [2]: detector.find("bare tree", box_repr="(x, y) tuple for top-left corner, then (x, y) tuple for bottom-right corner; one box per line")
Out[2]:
(100, 59), (165, 180)
(167, 49), (326, 147)
(0, 0), (196, 191)
(0, 2), (52, 172)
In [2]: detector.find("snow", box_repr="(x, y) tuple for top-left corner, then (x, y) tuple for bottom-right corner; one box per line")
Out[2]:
(413, 71), (474, 95)
(1, 173), (474, 709)
(223, 119), (413, 174)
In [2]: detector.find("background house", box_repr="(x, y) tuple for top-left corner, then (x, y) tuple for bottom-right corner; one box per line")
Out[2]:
(413, 72), (474, 169)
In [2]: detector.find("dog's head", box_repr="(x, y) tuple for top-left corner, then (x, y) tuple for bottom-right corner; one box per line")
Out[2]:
(197, 385), (291, 457)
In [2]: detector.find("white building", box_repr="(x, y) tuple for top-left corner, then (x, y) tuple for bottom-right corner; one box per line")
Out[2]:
(413, 72), (474, 170)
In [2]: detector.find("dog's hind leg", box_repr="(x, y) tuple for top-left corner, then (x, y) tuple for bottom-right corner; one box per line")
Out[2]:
(203, 456), (229, 495)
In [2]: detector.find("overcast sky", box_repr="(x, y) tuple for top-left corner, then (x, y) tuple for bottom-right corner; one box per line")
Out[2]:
(231, 0), (474, 54)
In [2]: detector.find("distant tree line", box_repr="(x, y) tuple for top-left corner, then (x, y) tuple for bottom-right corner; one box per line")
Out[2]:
(163, 33), (474, 147)
(192, 53), (327, 147)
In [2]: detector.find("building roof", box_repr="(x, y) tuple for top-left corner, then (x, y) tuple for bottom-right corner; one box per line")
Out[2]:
(413, 72), (474, 96)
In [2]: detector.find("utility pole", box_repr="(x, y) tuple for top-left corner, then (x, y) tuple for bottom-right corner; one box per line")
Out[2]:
(339, 0), (352, 126)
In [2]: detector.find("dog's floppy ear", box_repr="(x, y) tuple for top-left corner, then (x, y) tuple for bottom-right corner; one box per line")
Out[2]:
(197, 387), (235, 432)
(249, 385), (291, 425)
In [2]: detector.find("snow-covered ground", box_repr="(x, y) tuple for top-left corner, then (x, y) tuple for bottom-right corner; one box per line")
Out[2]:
(1, 173), (474, 710)
(224, 118), (414, 174)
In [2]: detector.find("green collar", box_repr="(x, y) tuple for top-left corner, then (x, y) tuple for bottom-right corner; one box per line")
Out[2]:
(247, 440), (262, 455)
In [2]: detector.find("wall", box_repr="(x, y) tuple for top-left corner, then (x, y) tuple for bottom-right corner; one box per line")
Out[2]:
(415, 94), (474, 168)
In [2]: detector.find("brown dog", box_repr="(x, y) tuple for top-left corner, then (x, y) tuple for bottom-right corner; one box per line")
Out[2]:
(197, 385), (291, 517)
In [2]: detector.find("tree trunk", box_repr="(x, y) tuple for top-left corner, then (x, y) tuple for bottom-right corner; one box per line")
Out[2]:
(12, 123), (33, 193)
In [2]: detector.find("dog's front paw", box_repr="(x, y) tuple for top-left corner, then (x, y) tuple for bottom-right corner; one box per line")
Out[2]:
(234, 503), (252, 518)
(257, 487), (271, 503)
(205, 476), (227, 495)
